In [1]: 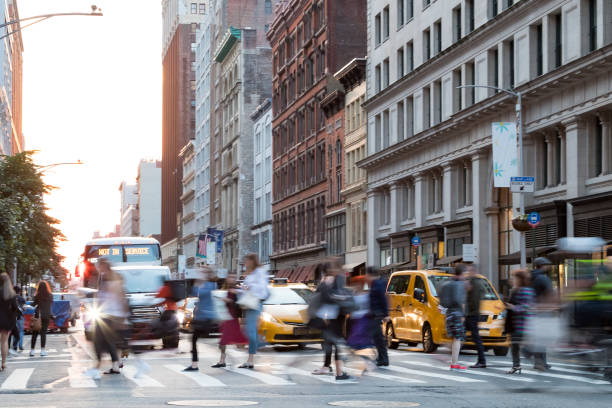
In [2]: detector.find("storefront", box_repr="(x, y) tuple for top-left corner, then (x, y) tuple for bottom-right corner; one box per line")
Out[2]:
(438, 219), (472, 266)
(412, 225), (444, 270)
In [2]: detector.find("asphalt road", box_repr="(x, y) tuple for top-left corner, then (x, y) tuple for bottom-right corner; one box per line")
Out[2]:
(1, 327), (610, 408)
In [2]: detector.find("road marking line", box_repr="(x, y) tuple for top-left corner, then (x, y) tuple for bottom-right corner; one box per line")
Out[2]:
(67, 366), (98, 388)
(381, 365), (484, 383)
(165, 364), (227, 387)
(10, 354), (72, 360)
(280, 365), (336, 383)
(488, 366), (610, 384)
(343, 367), (426, 384)
(489, 360), (605, 377)
(223, 366), (295, 385)
(406, 361), (534, 382)
(70, 333), (96, 360)
(1, 368), (35, 389)
(122, 365), (164, 387)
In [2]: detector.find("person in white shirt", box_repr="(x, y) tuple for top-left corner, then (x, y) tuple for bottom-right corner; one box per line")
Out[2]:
(238, 253), (269, 369)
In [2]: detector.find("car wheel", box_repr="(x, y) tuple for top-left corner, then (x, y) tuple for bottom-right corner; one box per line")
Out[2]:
(297, 343), (306, 350)
(494, 346), (509, 357)
(386, 324), (399, 349)
(60, 327), (68, 334)
(422, 324), (437, 353)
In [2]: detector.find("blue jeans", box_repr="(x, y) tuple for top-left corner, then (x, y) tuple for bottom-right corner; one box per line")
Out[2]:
(244, 307), (261, 355)
(11, 318), (24, 350)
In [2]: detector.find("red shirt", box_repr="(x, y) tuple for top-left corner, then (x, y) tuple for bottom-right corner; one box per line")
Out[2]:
(156, 285), (177, 311)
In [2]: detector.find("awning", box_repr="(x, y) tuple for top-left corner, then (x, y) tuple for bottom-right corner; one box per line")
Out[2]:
(498, 246), (555, 265)
(295, 264), (317, 282)
(287, 266), (303, 282)
(436, 255), (463, 266)
(343, 262), (365, 272)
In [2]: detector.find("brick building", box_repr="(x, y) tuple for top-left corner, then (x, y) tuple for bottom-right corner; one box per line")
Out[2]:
(268, 0), (366, 280)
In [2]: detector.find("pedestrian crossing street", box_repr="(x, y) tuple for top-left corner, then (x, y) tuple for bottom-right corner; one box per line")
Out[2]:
(1, 344), (610, 391)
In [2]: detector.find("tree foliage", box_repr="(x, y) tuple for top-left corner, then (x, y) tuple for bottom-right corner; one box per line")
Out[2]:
(0, 151), (66, 283)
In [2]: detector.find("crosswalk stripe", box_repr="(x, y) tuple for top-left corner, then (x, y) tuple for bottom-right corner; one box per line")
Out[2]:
(381, 364), (484, 383)
(68, 366), (97, 388)
(1, 368), (34, 389)
(343, 367), (426, 384)
(406, 361), (534, 382)
(489, 366), (610, 384)
(11, 354), (72, 360)
(223, 366), (295, 385)
(165, 364), (227, 387)
(283, 366), (336, 383)
(122, 365), (164, 387)
(490, 360), (606, 377)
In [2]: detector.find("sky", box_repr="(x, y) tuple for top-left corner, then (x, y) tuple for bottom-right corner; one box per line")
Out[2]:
(20, 0), (162, 271)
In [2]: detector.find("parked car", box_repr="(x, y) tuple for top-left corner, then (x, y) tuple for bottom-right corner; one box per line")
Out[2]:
(385, 270), (510, 355)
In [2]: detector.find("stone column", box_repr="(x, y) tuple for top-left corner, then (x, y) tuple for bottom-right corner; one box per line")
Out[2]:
(471, 150), (489, 266)
(389, 182), (400, 233)
(366, 190), (379, 266)
(414, 173), (425, 228)
(442, 162), (454, 222)
(597, 111), (611, 175)
(563, 117), (587, 199)
(545, 131), (556, 187)
(557, 127), (567, 184)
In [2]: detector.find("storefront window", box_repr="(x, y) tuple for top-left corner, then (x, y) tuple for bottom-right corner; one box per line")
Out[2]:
(380, 246), (391, 267)
(498, 188), (513, 287)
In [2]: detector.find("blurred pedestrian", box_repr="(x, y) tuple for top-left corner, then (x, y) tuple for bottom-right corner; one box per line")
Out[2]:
(309, 260), (354, 381)
(154, 280), (180, 349)
(439, 264), (467, 371)
(184, 268), (217, 371)
(346, 276), (375, 375)
(365, 266), (389, 367)
(30, 280), (53, 357)
(237, 253), (269, 369)
(8, 286), (25, 354)
(0, 273), (18, 371)
(530, 257), (554, 370)
(505, 269), (535, 374)
(85, 259), (129, 379)
(212, 273), (247, 368)
(465, 265), (486, 368)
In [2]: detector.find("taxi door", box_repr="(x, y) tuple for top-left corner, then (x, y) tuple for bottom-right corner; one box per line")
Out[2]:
(406, 274), (429, 341)
(386, 274), (412, 339)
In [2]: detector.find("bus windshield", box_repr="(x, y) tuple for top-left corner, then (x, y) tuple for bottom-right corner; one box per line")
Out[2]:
(85, 244), (161, 264)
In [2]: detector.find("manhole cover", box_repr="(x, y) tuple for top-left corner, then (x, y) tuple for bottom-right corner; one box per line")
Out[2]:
(168, 401), (259, 407)
(329, 402), (420, 407)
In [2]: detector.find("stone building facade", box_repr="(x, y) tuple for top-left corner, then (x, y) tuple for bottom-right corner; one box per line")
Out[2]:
(361, 0), (612, 291)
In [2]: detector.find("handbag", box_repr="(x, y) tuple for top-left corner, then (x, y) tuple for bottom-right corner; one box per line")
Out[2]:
(30, 316), (42, 332)
(212, 294), (232, 322)
(237, 291), (261, 310)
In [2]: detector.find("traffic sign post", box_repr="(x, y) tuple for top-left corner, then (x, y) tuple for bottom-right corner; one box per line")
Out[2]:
(411, 236), (421, 247)
(510, 176), (535, 193)
(528, 212), (541, 228)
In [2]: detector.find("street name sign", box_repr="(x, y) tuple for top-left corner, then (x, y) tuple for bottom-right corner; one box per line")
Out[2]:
(510, 176), (535, 193)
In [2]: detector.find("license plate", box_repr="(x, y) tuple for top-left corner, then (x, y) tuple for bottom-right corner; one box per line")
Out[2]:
(479, 329), (489, 336)
(294, 327), (309, 336)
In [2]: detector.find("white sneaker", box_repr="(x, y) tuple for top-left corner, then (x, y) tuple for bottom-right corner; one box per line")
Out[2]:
(84, 368), (101, 380)
(29, 350), (35, 357)
(8, 349), (18, 356)
(40, 349), (47, 357)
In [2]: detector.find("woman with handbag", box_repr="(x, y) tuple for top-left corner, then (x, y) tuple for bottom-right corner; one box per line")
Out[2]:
(237, 253), (269, 369)
(212, 273), (248, 368)
(505, 269), (535, 375)
(30, 280), (53, 357)
(0, 273), (18, 371)
(184, 268), (217, 371)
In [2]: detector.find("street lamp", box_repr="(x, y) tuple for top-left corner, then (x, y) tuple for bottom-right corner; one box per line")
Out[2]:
(456, 84), (526, 268)
(37, 160), (84, 173)
(0, 5), (103, 41)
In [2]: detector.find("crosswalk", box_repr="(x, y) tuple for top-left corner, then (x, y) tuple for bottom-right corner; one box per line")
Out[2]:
(0, 358), (609, 390)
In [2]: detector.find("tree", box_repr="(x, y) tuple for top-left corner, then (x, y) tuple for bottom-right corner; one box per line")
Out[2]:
(0, 151), (65, 284)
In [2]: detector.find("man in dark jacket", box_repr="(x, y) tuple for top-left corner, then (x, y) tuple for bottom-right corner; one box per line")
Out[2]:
(465, 266), (486, 368)
(531, 257), (554, 370)
(366, 267), (389, 367)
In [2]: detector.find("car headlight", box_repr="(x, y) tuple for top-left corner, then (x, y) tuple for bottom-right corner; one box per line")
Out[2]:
(497, 310), (507, 320)
(261, 312), (281, 324)
(176, 310), (185, 323)
(86, 306), (101, 322)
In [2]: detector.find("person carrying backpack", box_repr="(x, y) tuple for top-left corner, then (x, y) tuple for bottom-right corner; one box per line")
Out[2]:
(439, 264), (467, 372)
(8, 286), (25, 354)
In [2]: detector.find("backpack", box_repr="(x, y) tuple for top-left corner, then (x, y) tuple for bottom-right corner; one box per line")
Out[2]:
(439, 281), (457, 309)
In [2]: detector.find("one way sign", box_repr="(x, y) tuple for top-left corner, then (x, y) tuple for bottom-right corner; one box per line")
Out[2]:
(510, 176), (535, 193)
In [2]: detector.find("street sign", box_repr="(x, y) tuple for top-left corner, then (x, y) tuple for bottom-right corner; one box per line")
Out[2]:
(411, 236), (421, 246)
(528, 211), (541, 228)
(510, 176), (535, 193)
(463, 244), (476, 262)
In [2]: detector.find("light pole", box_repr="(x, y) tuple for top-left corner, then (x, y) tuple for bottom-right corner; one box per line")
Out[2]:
(457, 85), (526, 268)
(0, 5), (103, 41)
(37, 160), (83, 173)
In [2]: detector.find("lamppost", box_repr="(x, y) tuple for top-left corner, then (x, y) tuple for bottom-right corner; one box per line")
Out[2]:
(457, 85), (526, 268)
(0, 5), (103, 41)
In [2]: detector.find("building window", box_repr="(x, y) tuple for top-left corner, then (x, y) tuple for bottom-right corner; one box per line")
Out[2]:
(406, 41), (414, 71)
(466, 61), (475, 106)
(423, 28), (431, 62)
(428, 170), (443, 214)
(375, 13), (382, 46)
(379, 189), (391, 226)
(433, 80), (441, 125)
(406, 96), (414, 137)
(397, 0), (405, 28)
(460, 161), (472, 207)
(383, 6), (390, 40)
(327, 213), (346, 256)
(535, 22), (543, 76)
(433, 20), (442, 56)
(397, 100), (405, 141)
(553, 13), (562, 68)
(453, 6), (462, 43)
(491, 48), (499, 90)
(589, 0), (597, 52)
(383, 58), (390, 88)
(383, 109), (390, 149)
(199, 3), (206, 14)
(375, 64), (382, 93)
(191, 3), (197, 14)
(594, 117), (603, 177)
(402, 180), (415, 220)
(466, 0), (474, 33)
(489, 0), (498, 18)
(397, 47), (405, 79)
(453, 68), (462, 112)
(265, 0), (272, 14)
(423, 0), (431, 8)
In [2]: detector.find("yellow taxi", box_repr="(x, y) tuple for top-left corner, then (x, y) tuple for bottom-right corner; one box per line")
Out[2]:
(385, 270), (510, 355)
(258, 279), (323, 346)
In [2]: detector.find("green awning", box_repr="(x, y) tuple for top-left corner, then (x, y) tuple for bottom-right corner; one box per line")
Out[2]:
(214, 27), (241, 62)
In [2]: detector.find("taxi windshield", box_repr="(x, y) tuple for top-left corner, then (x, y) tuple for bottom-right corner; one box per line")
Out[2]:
(263, 287), (314, 305)
(428, 275), (499, 300)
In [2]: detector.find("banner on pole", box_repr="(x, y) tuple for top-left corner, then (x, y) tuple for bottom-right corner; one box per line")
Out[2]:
(491, 122), (519, 187)
(207, 228), (224, 253)
(196, 234), (209, 259)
